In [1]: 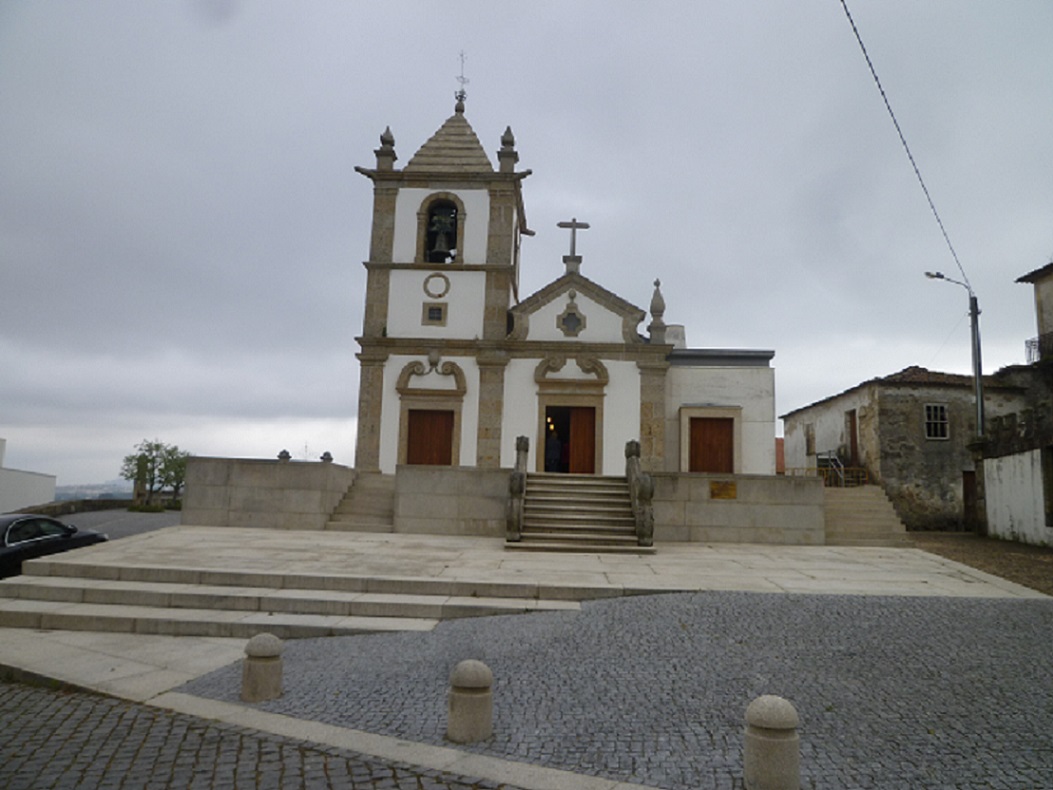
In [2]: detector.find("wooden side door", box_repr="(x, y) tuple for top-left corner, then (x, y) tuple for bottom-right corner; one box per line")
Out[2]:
(689, 417), (734, 473)
(846, 409), (859, 466)
(406, 409), (454, 465)
(568, 407), (596, 474)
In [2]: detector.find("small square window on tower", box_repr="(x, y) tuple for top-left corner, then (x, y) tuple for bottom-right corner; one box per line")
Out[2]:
(924, 403), (949, 440)
(422, 302), (447, 327)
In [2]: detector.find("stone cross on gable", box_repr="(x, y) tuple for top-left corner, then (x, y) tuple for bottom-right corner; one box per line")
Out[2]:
(557, 217), (589, 275)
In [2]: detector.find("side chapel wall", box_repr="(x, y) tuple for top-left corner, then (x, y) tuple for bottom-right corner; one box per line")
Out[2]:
(667, 365), (776, 475)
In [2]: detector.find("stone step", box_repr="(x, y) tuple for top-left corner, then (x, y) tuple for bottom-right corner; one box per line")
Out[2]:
(522, 516), (636, 535)
(526, 500), (634, 514)
(824, 485), (907, 547)
(824, 534), (912, 547)
(519, 530), (638, 544)
(330, 500), (394, 517)
(527, 482), (629, 495)
(0, 555), (594, 638)
(0, 598), (439, 639)
(15, 559), (607, 600)
(512, 472), (641, 553)
(324, 517), (394, 533)
(507, 540), (656, 555)
(524, 509), (631, 522)
(325, 473), (396, 530)
(0, 575), (581, 620)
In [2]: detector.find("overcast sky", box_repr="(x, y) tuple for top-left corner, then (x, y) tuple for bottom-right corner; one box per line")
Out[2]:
(3, 1), (1052, 485)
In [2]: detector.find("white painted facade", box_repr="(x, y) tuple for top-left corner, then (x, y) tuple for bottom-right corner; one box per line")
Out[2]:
(984, 451), (1051, 547)
(392, 188), (491, 264)
(356, 103), (778, 479)
(526, 291), (626, 344)
(783, 387), (874, 472)
(495, 358), (642, 475)
(378, 354), (481, 473)
(386, 269), (487, 339)
(667, 365), (776, 475)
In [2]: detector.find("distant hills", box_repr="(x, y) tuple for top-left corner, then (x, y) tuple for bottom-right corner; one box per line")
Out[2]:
(55, 480), (133, 501)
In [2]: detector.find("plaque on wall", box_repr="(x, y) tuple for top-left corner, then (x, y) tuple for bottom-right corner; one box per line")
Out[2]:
(710, 480), (737, 500)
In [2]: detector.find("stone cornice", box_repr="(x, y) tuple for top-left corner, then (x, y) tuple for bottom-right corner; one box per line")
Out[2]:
(356, 336), (671, 363)
(363, 261), (512, 273)
(354, 167), (530, 189)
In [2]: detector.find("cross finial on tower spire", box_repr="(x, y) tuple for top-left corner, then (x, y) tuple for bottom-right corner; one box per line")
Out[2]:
(454, 51), (469, 112)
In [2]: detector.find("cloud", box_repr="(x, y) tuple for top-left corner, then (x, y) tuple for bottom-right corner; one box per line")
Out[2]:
(1, 1), (1050, 483)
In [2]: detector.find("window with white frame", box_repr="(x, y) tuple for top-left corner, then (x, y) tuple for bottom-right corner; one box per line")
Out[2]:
(924, 403), (949, 440)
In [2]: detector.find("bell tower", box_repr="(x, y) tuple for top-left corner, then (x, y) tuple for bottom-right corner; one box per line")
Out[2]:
(353, 99), (532, 471)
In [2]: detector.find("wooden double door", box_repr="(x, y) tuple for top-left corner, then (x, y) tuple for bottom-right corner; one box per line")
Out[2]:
(544, 406), (596, 474)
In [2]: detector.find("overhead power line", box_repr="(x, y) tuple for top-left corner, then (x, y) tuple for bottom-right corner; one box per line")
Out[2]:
(839, 0), (972, 289)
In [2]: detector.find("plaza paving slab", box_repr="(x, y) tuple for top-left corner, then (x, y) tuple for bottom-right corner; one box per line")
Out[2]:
(0, 526), (1048, 789)
(21, 525), (1046, 599)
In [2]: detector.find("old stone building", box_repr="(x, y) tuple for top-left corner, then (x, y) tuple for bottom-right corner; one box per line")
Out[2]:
(782, 367), (1027, 530)
(352, 99), (778, 478)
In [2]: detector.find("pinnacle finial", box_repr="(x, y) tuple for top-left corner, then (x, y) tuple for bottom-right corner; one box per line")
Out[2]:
(498, 125), (518, 172)
(454, 50), (469, 112)
(650, 279), (666, 318)
(648, 279), (667, 344)
(374, 125), (397, 170)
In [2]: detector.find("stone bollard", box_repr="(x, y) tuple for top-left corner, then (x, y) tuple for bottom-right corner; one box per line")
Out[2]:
(241, 633), (283, 703)
(744, 695), (800, 790)
(446, 660), (493, 743)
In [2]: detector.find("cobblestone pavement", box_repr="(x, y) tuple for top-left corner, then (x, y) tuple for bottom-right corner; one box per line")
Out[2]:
(0, 680), (526, 790)
(184, 591), (1053, 790)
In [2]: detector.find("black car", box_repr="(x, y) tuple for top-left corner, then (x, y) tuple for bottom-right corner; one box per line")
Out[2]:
(0, 513), (108, 578)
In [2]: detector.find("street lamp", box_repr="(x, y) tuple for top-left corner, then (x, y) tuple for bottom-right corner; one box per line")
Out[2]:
(925, 271), (985, 439)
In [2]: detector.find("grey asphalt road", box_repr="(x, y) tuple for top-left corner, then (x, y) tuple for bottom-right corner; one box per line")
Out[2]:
(63, 509), (182, 541)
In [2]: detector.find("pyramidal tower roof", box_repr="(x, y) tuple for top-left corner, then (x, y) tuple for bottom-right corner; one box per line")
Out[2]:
(404, 101), (494, 173)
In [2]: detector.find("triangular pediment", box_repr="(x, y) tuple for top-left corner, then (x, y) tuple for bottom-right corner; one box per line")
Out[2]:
(404, 109), (494, 173)
(510, 272), (646, 344)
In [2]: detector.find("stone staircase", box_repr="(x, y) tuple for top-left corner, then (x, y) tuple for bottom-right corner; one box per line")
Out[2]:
(824, 485), (911, 547)
(325, 472), (395, 532)
(508, 473), (653, 553)
(0, 558), (582, 639)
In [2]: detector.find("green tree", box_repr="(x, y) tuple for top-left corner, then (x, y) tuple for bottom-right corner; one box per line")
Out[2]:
(161, 444), (190, 499)
(120, 439), (190, 505)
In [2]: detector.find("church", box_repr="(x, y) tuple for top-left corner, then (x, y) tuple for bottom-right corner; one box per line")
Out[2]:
(183, 100), (832, 545)
(352, 98), (777, 479)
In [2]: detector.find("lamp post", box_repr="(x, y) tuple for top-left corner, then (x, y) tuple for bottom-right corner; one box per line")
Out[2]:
(925, 271), (985, 439)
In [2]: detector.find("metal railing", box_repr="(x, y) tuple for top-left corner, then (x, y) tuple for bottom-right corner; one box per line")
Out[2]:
(785, 465), (870, 487)
(1025, 331), (1053, 364)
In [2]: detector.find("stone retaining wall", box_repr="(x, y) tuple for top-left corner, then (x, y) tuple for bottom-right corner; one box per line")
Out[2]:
(183, 457), (824, 543)
(394, 465), (508, 537)
(182, 457), (355, 530)
(652, 472), (825, 544)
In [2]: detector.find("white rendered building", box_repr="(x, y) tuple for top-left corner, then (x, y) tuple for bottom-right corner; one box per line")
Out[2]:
(0, 438), (56, 513)
(353, 101), (776, 478)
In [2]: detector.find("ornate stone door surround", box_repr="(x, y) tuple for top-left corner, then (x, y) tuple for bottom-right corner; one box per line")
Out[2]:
(396, 357), (467, 466)
(533, 355), (608, 474)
